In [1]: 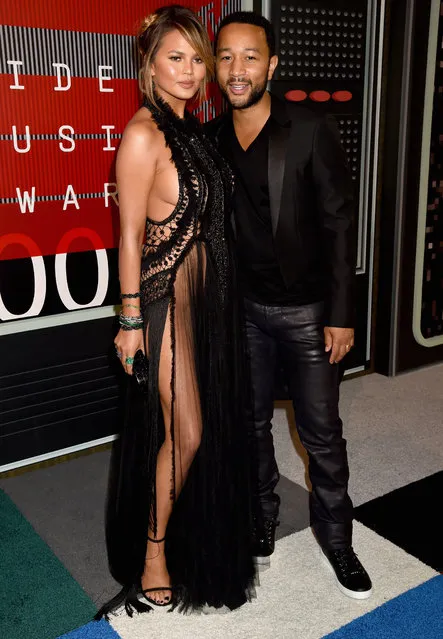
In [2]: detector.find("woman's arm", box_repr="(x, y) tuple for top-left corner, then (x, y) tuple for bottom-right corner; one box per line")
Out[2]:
(114, 119), (158, 374)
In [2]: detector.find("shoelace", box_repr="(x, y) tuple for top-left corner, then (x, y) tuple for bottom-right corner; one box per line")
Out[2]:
(263, 519), (279, 542)
(331, 549), (365, 576)
(263, 522), (273, 543)
(253, 519), (279, 543)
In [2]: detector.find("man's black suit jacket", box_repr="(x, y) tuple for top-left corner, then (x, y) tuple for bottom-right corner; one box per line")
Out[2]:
(204, 93), (357, 328)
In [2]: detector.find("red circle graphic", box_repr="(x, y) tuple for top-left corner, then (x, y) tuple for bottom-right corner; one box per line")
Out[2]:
(285, 90), (308, 102)
(309, 90), (331, 103)
(332, 91), (353, 102)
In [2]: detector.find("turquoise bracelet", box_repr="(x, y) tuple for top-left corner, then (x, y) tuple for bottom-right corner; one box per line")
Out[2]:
(119, 312), (143, 331)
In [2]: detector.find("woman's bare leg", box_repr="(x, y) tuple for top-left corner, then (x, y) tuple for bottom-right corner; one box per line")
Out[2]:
(142, 260), (203, 603)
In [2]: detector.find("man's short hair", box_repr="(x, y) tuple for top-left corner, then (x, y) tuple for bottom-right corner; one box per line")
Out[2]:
(215, 11), (276, 58)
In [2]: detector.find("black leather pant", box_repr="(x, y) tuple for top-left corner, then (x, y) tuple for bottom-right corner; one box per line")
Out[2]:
(244, 298), (353, 550)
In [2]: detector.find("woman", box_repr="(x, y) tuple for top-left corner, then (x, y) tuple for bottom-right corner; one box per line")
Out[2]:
(97, 5), (255, 617)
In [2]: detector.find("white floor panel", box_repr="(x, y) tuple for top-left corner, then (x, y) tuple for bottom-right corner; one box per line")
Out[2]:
(110, 522), (437, 639)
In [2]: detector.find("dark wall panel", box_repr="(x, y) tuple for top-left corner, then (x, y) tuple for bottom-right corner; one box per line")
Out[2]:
(269, 0), (379, 373)
(0, 318), (121, 466)
(376, 0), (443, 374)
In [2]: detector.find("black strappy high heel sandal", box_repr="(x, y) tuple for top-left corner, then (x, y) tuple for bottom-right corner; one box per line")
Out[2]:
(141, 536), (173, 607)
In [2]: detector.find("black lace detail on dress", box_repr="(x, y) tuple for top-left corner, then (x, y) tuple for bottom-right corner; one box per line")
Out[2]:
(140, 96), (233, 306)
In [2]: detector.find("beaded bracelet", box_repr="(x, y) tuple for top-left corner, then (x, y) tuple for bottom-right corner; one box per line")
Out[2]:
(119, 319), (143, 327)
(119, 313), (143, 324)
(119, 323), (143, 332)
(119, 312), (143, 331)
(121, 292), (140, 299)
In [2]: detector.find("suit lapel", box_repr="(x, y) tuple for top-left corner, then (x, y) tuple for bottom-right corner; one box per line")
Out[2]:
(268, 118), (291, 237)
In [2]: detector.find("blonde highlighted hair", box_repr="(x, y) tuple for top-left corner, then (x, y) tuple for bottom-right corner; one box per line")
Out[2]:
(137, 5), (214, 108)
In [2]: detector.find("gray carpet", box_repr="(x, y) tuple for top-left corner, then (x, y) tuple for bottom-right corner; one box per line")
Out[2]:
(272, 364), (443, 505)
(0, 450), (309, 607)
(0, 450), (117, 607)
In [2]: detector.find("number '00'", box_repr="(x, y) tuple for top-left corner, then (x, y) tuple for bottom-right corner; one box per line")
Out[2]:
(0, 229), (109, 320)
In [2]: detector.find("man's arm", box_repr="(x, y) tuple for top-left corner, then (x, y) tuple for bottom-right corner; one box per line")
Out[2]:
(312, 115), (357, 363)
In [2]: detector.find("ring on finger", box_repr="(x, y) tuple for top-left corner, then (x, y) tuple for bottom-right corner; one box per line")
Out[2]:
(125, 356), (134, 365)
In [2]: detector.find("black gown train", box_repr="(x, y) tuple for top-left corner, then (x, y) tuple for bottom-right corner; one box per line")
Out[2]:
(98, 97), (256, 617)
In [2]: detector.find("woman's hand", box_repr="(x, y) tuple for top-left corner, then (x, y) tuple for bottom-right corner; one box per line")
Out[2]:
(114, 328), (144, 375)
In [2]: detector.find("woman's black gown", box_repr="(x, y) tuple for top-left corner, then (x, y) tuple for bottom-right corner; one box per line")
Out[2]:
(98, 97), (256, 617)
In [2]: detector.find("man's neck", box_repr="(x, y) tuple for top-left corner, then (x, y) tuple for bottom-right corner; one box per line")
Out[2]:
(231, 91), (272, 132)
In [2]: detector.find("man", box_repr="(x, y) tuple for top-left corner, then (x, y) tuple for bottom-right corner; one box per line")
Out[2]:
(206, 12), (372, 599)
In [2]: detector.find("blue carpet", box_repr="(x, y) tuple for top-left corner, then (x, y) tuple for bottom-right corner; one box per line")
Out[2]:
(58, 619), (121, 638)
(323, 576), (443, 639)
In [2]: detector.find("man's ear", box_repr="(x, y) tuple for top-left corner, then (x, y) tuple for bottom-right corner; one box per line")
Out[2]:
(268, 55), (278, 81)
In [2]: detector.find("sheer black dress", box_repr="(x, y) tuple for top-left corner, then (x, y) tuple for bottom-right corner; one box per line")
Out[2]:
(98, 97), (255, 617)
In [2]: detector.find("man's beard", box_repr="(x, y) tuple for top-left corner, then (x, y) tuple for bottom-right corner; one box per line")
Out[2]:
(220, 76), (268, 110)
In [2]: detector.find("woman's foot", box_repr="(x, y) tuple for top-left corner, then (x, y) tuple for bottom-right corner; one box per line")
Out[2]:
(141, 537), (172, 605)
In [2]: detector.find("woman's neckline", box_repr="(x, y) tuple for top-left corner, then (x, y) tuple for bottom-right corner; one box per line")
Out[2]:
(143, 93), (196, 129)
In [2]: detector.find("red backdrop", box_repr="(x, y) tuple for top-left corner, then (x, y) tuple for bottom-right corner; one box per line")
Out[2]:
(0, 1), (239, 321)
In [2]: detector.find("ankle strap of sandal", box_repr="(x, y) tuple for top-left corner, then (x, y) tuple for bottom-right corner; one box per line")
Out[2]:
(147, 535), (166, 543)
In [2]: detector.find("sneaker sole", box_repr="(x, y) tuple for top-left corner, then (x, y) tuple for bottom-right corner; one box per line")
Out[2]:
(319, 548), (373, 600)
(254, 555), (271, 567)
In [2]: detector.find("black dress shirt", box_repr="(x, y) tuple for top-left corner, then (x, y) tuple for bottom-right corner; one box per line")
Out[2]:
(222, 114), (325, 306)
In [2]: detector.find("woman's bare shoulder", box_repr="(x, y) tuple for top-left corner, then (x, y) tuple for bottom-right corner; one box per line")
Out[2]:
(120, 106), (164, 154)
